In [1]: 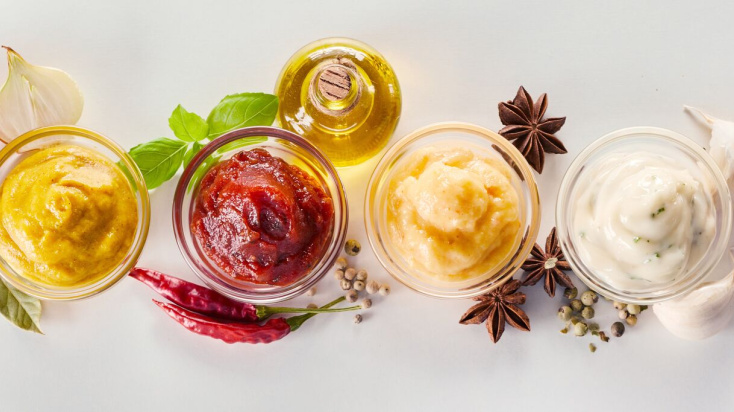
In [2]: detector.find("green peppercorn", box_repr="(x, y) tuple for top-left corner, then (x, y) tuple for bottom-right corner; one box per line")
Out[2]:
(563, 287), (578, 300)
(589, 343), (597, 353)
(581, 306), (595, 320)
(588, 322), (600, 333)
(570, 316), (582, 325)
(345, 239), (361, 256)
(560, 328), (569, 334)
(611, 322), (625, 337)
(570, 299), (584, 312)
(580, 290), (598, 306)
(612, 301), (627, 311)
(574, 322), (588, 337)
(626, 314), (638, 326)
(627, 304), (641, 315)
(557, 306), (573, 321)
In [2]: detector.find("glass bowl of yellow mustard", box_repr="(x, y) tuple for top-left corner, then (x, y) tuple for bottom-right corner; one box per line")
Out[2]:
(365, 122), (541, 299)
(0, 126), (150, 300)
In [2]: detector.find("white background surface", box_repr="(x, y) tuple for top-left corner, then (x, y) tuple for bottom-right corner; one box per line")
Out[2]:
(2, 1), (734, 410)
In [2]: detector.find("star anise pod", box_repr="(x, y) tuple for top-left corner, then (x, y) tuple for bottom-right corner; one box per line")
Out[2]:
(521, 227), (574, 297)
(498, 86), (567, 173)
(459, 279), (530, 343)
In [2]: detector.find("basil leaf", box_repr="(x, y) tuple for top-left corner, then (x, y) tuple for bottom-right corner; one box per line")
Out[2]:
(183, 141), (205, 168)
(187, 154), (220, 194)
(169, 105), (209, 142)
(0, 278), (42, 334)
(129, 138), (188, 189)
(206, 93), (278, 138)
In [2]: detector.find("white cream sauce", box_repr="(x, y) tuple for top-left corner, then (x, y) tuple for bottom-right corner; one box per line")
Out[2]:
(573, 152), (715, 290)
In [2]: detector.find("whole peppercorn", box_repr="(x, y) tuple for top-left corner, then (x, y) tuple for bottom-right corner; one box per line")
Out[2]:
(627, 304), (641, 315)
(340, 279), (352, 291)
(626, 314), (638, 326)
(379, 284), (391, 296)
(353, 280), (366, 291)
(306, 287), (316, 297)
(570, 299), (584, 312)
(573, 322), (588, 337)
(613, 301), (627, 311)
(334, 270), (345, 281)
(581, 306), (595, 320)
(557, 306), (573, 321)
(306, 303), (318, 309)
(588, 322), (600, 333)
(344, 268), (357, 281)
(346, 290), (358, 303)
(361, 299), (372, 309)
(580, 290), (598, 306)
(563, 287), (578, 300)
(345, 239), (361, 256)
(356, 269), (368, 281)
(335, 257), (348, 271)
(611, 322), (625, 337)
(366, 280), (380, 294)
(570, 316), (582, 325)
(354, 314), (363, 324)
(618, 309), (629, 320)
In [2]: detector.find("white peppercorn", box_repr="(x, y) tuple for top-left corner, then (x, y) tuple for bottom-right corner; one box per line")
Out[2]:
(379, 284), (391, 296)
(361, 299), (372, 309)
(366, 280), (379, 294)
(353, 314), (362, 324)
(346, 290), (358, 303)
(340, 279), (352, 290)
(356, 269), (368, 281)
(344, 268), (357, 281)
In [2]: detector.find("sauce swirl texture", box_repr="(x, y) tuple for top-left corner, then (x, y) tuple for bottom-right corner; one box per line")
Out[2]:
(192, 149), (334, 286)
(0, 145), (137, 287)
(572, 152), (715, 290)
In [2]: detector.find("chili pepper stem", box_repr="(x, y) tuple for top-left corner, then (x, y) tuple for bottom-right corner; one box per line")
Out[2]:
(286, 296), (345, 332)
(256, 296), (359, 319)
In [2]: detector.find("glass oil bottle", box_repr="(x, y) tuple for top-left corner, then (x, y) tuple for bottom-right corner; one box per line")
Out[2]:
(274, 38), (401, 167)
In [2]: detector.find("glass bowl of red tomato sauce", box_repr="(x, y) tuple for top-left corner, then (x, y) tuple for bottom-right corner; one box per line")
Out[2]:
(173, 126), (348, 304)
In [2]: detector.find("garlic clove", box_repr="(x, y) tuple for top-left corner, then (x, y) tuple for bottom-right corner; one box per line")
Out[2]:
(653, 250), (734, 340)
(685, 105), (734, 182)
(0, 46), (83, 143)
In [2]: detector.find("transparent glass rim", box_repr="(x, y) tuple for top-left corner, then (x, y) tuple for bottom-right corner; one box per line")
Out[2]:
(172, 126), (348, 304)
(0, 125), (151, 300)
(555, 126), (733, 304)
(365, 121), (541, 299)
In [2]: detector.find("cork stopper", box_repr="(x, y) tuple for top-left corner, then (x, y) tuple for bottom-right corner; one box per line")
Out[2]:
(317, 65), (352, 101)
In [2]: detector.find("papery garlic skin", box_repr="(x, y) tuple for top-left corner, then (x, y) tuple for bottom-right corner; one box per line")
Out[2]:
(653, 251), (734, 340)
(685, 105), (734, 182)
(0, 47), (83, 143)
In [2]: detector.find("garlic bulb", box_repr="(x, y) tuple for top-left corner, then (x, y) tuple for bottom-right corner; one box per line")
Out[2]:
(685, 105), (734, 182)
(0, 46), (83, 143)
(653, 250), (734, 340)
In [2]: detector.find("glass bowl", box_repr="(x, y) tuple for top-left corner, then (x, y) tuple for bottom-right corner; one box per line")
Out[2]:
(365, 122), (541, 299)
(173, 126), (348, 304)
(0, 125), (150, 300)
(556, 127), (732, 304)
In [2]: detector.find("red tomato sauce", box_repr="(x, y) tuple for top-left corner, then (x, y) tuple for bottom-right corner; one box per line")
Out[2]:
(192, 149), (334, 286)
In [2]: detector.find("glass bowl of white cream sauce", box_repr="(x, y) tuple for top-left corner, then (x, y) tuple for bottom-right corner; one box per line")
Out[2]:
(556, 127), (732, 304)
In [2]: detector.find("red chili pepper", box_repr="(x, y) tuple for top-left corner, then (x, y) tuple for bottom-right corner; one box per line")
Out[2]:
(130, 268), (259, 322)
(153, 296), (343, 344)
(130, 267), (359, 321)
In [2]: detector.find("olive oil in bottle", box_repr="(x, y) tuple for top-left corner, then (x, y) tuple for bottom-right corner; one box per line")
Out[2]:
(275, 38), (401, 167)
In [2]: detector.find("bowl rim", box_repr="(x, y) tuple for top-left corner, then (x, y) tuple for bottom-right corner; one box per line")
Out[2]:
(172, 126), (348, 304)
(0, 125), (151, 300)
(555, 126), (733, 304)
(364, 121), (541, 299)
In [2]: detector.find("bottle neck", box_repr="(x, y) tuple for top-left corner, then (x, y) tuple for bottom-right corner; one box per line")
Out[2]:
(308, 61), (362, 115)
